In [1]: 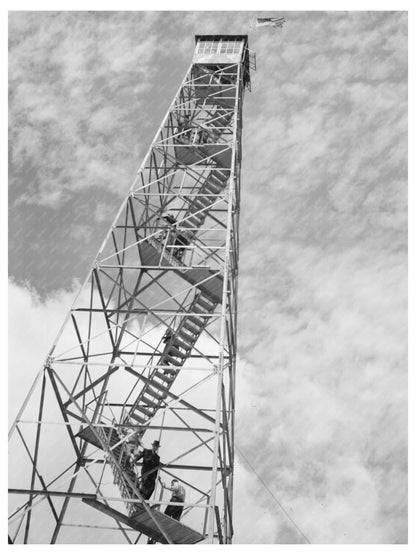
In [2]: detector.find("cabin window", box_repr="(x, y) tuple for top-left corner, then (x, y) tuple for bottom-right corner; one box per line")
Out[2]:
(220, 40), (241, 54)
(197, 39), (242, 56)
(198, 40), (220, 55)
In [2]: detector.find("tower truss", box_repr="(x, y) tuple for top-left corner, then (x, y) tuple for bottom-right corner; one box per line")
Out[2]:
(8, 34), (255, 544)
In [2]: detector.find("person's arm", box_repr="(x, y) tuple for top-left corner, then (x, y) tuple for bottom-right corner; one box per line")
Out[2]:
(159, 479), (172, 491)
(132, 449), (144, 464)
(164, 483), (178, 494)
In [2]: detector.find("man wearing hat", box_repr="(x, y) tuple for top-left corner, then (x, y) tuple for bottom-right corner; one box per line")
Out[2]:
(131, 439), (161, 500)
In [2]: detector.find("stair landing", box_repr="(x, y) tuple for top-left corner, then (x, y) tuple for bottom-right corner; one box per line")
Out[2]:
(82, 497), (204, 544)
(139, 238), (223, 304)
(77, 425), (114, 450)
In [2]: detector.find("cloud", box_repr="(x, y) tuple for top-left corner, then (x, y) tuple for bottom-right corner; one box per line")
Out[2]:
(236, 244), (407, 543)
(9, 12), (164, 208)
(233, 456), (281, 543)
(8, 279), (81, 423)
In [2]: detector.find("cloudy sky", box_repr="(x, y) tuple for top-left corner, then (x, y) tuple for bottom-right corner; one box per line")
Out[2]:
(8, 8), (408, 544)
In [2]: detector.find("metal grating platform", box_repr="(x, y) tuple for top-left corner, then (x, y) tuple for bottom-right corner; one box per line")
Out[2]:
(77, 425), (113, 449)
(82, 498), (204, 544)
(139, 240), (223, 303)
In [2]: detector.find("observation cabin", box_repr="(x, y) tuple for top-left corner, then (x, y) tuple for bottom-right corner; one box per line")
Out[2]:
(193, 34), (254, 89)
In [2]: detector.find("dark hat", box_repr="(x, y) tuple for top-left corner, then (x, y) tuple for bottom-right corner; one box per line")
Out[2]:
(152, 440), (160, 447)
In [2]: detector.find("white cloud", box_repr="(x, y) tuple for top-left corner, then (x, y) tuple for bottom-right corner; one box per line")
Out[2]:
(236, 243), (407, 543)
(8, 279), (81, 424)
(9, 12), (165, 209)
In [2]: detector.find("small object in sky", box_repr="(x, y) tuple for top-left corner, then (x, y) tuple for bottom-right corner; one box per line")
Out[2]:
(256, 17), (286, 28)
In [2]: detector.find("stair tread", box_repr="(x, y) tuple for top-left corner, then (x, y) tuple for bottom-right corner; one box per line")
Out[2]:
(141, 395), (159, 408)
(188, 315), (205, 325)
(149, 379), (171, 394)
(146, 386), (167, 400)
(182, 322), (200, 333)
(129, 413), (147, 424)
(173, 337), (193, 350)
(195, 297), (215, 308)
(162, 354), (182, 366)
(167, 345), (186, 358)
(135, 406), (153, 417)
(154, 371), (175, 383)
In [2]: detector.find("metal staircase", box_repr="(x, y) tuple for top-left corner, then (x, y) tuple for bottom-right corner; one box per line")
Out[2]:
(80, 424), (204, 542)
(84, 289), (218, 517)
(127, 291), (217, 427)
(81, 63), (233, 538)
(84, 424), (137, 515)
(178, 168), (228, 242)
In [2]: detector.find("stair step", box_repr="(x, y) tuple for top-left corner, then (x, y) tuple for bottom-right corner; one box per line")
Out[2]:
(154, 371), (175, 383)
(111, 437), (123, 448)
(179, 220), (195, 229)
(141, 395), (159, 409)
(162, 354), (182, 366)
(111, 436), (123, 448)
(183, 316), (201, 328)
(187, 315), (205, 327)
(178, 328), (197, 342)
(167, 345), (186, 358)
(204, 182), (222, 194)
(122, 486), (134, 498)
(111, 449), (123, 462)
(211, 169), (227, 182)
(163, 371), (178, 379)
(190, 215), (206, 229)
(187, 212), (203, 223)
(194, 194), (211, 204)
(162, 364), (179, 375)
(136, 405), (154, 418)
(101, 433), (116, 447)
(172, 336), (193, 351)
(129, 412), (147, 424)
(192, 198), (211, 210)
(195, 295), (216, 311)
(149, 379), (170, 395)
(193, 304), (211, 316)
(182, 321), (200, 334)
(190, 203), (209, 215)
(147, 385), (168, 400)
(114, 451), (125, 463)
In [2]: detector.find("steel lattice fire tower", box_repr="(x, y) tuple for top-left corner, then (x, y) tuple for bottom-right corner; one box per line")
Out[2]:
(9, 35), (255, 544)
